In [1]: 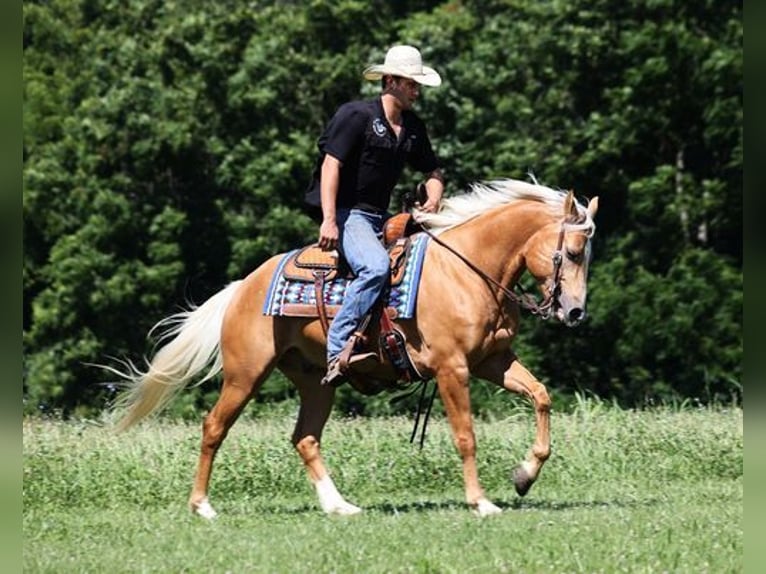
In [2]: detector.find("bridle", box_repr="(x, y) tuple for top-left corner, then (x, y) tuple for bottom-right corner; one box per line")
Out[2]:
(420, 221), (568, 320)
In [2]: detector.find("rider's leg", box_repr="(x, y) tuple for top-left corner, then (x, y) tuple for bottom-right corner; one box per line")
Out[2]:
(324, 209), (389, 385)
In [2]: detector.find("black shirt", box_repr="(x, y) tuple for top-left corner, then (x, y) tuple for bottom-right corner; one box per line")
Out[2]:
(305, 97), (439, 213)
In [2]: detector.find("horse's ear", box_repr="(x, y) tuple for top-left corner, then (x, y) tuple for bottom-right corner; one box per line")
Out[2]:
(587, 196), (599, 220)
(563, 190), (578, 219)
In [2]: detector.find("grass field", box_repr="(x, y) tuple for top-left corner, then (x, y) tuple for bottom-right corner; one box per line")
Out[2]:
(23, 400), (742, 573)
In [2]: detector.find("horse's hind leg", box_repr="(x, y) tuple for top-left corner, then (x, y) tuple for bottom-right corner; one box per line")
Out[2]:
(281, 358), (361, 515)
(189, 356), (277, 519)
(474, 350), (551, 497)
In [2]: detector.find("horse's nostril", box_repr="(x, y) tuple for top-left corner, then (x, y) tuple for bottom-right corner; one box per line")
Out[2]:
(567, 307), (584, 323)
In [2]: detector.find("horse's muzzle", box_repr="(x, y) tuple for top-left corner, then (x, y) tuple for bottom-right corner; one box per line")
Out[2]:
(555, 304), (586, 327)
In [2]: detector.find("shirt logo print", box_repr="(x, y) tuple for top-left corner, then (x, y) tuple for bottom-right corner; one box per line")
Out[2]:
(372, 118), (388, 137)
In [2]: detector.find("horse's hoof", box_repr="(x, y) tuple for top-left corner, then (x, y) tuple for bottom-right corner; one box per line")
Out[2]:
(512, 465), (535, 497)
(192, 499), (218, 520)
(327, 501), (362, 516)
(473, 498), (502, 517)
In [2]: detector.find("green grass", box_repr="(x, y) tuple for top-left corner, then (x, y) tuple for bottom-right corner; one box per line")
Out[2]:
(23, 402), (742, 573)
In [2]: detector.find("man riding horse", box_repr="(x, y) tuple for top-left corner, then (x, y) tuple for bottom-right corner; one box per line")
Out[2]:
(304, 45), (445, 387)
(110, 45), (599, 520)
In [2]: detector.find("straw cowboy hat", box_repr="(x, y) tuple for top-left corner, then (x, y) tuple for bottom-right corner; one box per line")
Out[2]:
(363, 45), (442, 87)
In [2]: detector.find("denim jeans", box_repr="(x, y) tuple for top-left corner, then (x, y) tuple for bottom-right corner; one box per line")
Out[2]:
(327, 208), (390, 360)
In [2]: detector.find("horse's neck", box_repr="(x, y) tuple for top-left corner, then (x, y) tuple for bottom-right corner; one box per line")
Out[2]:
(441, 203), (551, 286)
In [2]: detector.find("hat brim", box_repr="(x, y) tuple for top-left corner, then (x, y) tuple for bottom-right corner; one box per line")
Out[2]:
(363, 64), (442, 87)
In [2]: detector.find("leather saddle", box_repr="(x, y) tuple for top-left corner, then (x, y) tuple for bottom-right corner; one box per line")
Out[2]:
(281, 213), (419, 288)
(278, 213), (422, 371)
(279, 212), (426, 387)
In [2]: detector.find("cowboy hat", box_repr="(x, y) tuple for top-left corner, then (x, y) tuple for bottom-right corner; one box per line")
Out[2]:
(363, 45), (442, 87)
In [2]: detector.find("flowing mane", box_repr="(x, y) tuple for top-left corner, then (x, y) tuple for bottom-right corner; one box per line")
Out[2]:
(415, 178), (596, 236)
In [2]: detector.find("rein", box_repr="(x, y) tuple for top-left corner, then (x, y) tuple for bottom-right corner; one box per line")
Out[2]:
(419, 223), (567, 319)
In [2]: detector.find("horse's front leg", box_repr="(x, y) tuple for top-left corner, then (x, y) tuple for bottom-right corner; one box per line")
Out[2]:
(436, 366), (502, 517)
(474, 350), (551, 496)
(285, 364), (361, 516)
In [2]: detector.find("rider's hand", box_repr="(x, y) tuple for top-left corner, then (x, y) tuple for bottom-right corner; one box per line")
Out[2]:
(318, 220), (339, 251)
(416, 199), (440, 213)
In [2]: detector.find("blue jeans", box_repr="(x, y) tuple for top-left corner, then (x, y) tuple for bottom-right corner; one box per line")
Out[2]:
(327, 209), (390, 360)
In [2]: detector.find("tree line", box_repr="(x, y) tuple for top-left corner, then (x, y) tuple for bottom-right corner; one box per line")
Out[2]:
(23, 0), (742, 417)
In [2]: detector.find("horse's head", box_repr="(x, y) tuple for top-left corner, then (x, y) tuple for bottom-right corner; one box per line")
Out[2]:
(524, 191), (598, 326)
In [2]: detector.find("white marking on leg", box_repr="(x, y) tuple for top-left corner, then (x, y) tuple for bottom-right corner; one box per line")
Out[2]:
(194, 498), (218, 520)
(313, 475), (362, 515)
(521, 459), (538, 479)
(474, 497), (502, 517)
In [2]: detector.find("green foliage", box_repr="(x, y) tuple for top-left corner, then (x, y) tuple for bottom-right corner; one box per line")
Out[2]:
(23, 0), (741, 415)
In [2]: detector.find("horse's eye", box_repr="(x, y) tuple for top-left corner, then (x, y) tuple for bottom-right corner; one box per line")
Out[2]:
(566, 249), (583, 263)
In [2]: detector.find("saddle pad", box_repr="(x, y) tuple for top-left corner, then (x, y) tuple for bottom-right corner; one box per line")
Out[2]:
(263, 233), (430, 319)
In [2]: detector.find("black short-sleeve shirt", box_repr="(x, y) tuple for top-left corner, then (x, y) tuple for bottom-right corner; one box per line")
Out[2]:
(305, 97), (439, 213)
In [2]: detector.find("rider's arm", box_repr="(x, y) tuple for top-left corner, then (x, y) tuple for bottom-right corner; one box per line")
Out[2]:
(420, 168), (444, 213)
(318, 154), (343, 250)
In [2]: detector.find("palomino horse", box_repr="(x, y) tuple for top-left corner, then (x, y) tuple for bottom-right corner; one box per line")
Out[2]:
(112, 178), (598, 518)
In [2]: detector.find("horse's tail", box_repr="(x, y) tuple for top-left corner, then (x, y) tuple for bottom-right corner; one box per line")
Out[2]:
(110, 280), (243, 431)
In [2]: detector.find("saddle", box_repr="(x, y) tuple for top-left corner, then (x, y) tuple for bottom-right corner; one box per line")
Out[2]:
(280, 213), (415, 319)
(279, 212), (424, 384)
(282, 231), (410, 287)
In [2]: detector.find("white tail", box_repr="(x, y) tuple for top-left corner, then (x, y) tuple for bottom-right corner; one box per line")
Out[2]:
(110, 281), (243, 431)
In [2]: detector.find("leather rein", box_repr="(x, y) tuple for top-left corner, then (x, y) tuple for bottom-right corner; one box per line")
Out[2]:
(419, 222), (567, 319)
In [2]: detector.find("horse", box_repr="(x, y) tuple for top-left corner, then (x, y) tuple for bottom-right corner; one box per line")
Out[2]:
(111, 178), (598, 518)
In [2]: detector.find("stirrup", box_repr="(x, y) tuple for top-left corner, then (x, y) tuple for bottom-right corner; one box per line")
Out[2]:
(321, 357), (346, 387)
(321, 352), (380, 387)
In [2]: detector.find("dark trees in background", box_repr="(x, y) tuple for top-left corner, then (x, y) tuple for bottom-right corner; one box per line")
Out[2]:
(23, 0), (742, 416)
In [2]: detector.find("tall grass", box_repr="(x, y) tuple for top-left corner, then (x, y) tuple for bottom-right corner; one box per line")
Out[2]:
(24, 401), (742, 573)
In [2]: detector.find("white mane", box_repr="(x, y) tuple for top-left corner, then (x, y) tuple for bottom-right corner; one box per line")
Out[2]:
(414, 178), (596, 236)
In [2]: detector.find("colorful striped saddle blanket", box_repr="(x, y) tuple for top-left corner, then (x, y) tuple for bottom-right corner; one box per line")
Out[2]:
(262, 233), (430, 320)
